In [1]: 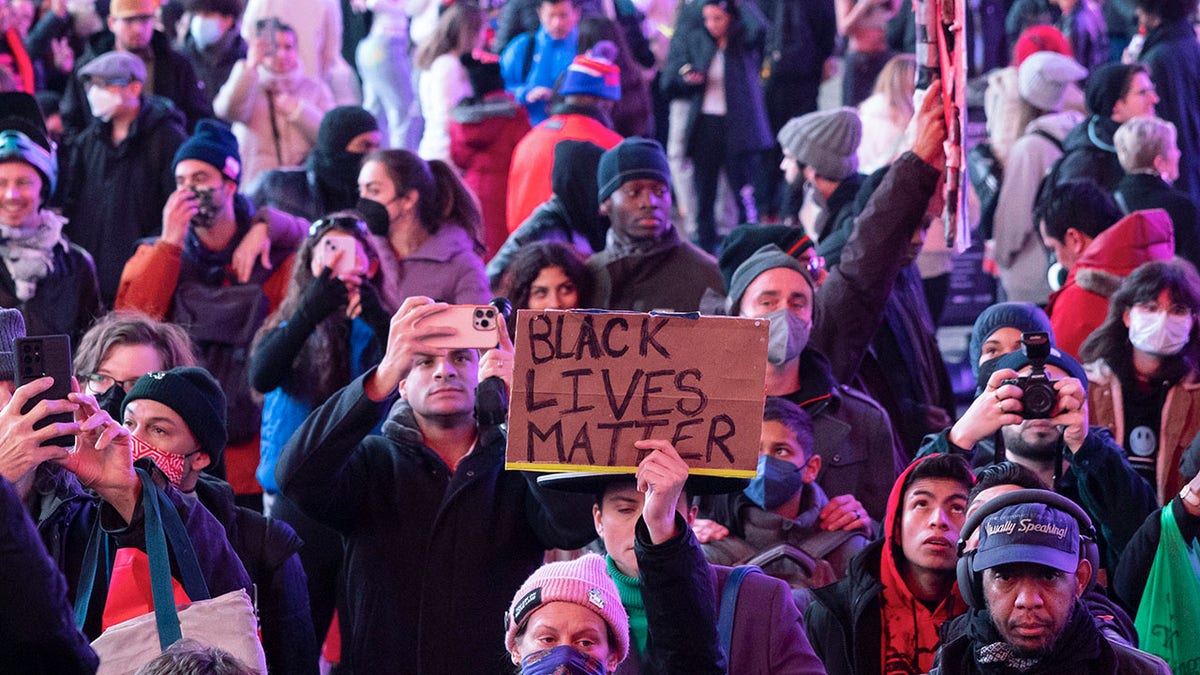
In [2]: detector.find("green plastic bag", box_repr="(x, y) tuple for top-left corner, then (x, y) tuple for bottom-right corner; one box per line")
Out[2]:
(1134, 505), (1200, 674)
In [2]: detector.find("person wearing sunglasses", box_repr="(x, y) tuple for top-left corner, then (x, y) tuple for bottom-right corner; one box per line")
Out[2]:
(248, 212), (391, 648)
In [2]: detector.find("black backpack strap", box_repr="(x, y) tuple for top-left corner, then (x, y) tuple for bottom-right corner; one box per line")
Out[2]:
(795, 528), (859, 560)
(1030, 129), (1064, 152)
(521, 29), (538, 82)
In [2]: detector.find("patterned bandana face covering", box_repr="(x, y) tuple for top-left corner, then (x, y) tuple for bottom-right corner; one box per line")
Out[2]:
(129, 433), (188, 486)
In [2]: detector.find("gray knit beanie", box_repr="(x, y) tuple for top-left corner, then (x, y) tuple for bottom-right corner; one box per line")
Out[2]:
(776, 108), (862, 181)
(726, 244), (812, 314)
(1018, 51), (1087, 112)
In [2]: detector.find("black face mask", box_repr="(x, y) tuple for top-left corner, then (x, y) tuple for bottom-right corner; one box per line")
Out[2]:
(356, 197), (391, 236)
(96, 383), (127, 420)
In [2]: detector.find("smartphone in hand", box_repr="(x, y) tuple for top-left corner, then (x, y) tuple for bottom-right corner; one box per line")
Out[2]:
(14, 335), (74, 447)
(420, 305), (501, 349)
(315, 234), (360, 276)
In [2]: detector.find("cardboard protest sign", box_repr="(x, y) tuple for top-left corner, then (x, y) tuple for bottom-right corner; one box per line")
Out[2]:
(507, 310), (768, 478)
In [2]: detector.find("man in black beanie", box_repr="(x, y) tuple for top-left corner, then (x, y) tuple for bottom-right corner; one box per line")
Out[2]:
(122, 366), (318, 673)
(115, 118), (305, 500)
(585, 137), (725, 311)
(1046, 62), (1157, 195)
(247, 105), (382, 221)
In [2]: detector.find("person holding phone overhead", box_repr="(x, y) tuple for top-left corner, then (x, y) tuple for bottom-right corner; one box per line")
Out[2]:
(248, 211), (391, 647)
(276, 295), (597, 674)
(355, 149), (490, 307)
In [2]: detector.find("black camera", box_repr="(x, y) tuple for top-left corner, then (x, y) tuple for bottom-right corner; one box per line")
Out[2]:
(1001, 331), (1057, 419)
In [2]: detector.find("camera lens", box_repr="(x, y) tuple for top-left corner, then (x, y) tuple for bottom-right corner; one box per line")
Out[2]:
(1023, 383), (1056, 418)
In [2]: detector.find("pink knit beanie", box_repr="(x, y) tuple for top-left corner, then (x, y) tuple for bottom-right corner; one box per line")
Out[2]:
(504, 554), (630, 662)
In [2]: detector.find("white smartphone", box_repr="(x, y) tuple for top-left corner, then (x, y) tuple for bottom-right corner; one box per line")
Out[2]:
(315, 234), (359, 276)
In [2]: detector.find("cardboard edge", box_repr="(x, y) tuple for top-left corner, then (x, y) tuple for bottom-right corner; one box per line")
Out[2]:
(505, 462), (757, 479)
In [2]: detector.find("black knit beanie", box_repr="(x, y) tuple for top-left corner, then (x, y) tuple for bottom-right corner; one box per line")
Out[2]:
(123, 367), (228, 464)
(596, 137), (671, 203)
(1084, 63), (1138, 118)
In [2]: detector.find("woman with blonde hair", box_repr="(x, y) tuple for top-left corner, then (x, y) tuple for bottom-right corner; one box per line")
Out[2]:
(414, 3), (485, 162)
(856, 53), (916, 174)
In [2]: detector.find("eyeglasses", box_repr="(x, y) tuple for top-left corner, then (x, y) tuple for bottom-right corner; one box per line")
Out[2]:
(309, 216), (368, 237)
(84, 373), (142, 394)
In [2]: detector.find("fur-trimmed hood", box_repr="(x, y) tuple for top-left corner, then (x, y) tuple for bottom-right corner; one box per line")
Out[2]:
(1071, 208), (1174, 282)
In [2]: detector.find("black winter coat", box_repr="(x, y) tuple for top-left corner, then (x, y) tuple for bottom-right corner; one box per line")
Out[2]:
(0, 475), (97, 674)
(809, 152), (941, 389)
(916, 426), (1157, 571)
(276, 375), (596, 674)
(660, 2), (772, 157)
(1116, 172), (1200, 270)
(804, 538), (887, 675)
(0, 223), (101, 345)
(1140, 18), (1200, 210)
(756, 0), (836, 128)
(1052, 116), (1124, 195)
(60, 95), (188, 305)
(784, 349), (903, 522)
(193, 475), (318, 675)
(61, 30), (212, 140)
(1114, 496), (1200, 614)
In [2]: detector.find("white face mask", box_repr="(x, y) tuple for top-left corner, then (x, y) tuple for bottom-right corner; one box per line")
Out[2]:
(1129, 306), (1194, 356)
(189, 16), (225, 50)
(86, 87), (122, 122)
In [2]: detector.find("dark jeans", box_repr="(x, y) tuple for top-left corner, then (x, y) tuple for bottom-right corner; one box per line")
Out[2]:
(692, 113), (760, 253)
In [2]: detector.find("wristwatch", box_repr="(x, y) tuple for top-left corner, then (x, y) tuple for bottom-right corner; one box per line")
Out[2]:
(1180, 483), (1200, 508)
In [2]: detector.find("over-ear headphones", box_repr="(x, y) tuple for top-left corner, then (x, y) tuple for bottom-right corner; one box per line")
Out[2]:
(955, 489), (1099, 610)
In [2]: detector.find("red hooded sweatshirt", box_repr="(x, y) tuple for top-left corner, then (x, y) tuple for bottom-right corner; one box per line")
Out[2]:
(877, 457), (972, 674)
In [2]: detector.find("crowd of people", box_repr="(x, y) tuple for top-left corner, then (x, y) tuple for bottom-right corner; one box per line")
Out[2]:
(2, 0), (1200, 672)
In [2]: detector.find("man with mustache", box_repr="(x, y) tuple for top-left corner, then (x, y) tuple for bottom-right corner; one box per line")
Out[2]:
(930, 498), (1169, 674)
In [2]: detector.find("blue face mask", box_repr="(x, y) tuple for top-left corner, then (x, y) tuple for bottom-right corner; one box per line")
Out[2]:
(520, 645), (607, 675)
(743, 454), (804, 511)
(190, 16), (225, 50)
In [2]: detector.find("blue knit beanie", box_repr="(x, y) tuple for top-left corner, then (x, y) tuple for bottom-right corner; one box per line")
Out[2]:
(173, 119), (242, 184)
(969, 302), (1054, 378)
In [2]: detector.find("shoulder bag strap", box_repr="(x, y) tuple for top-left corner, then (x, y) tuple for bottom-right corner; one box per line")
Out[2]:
(718, 565), (757, 670)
